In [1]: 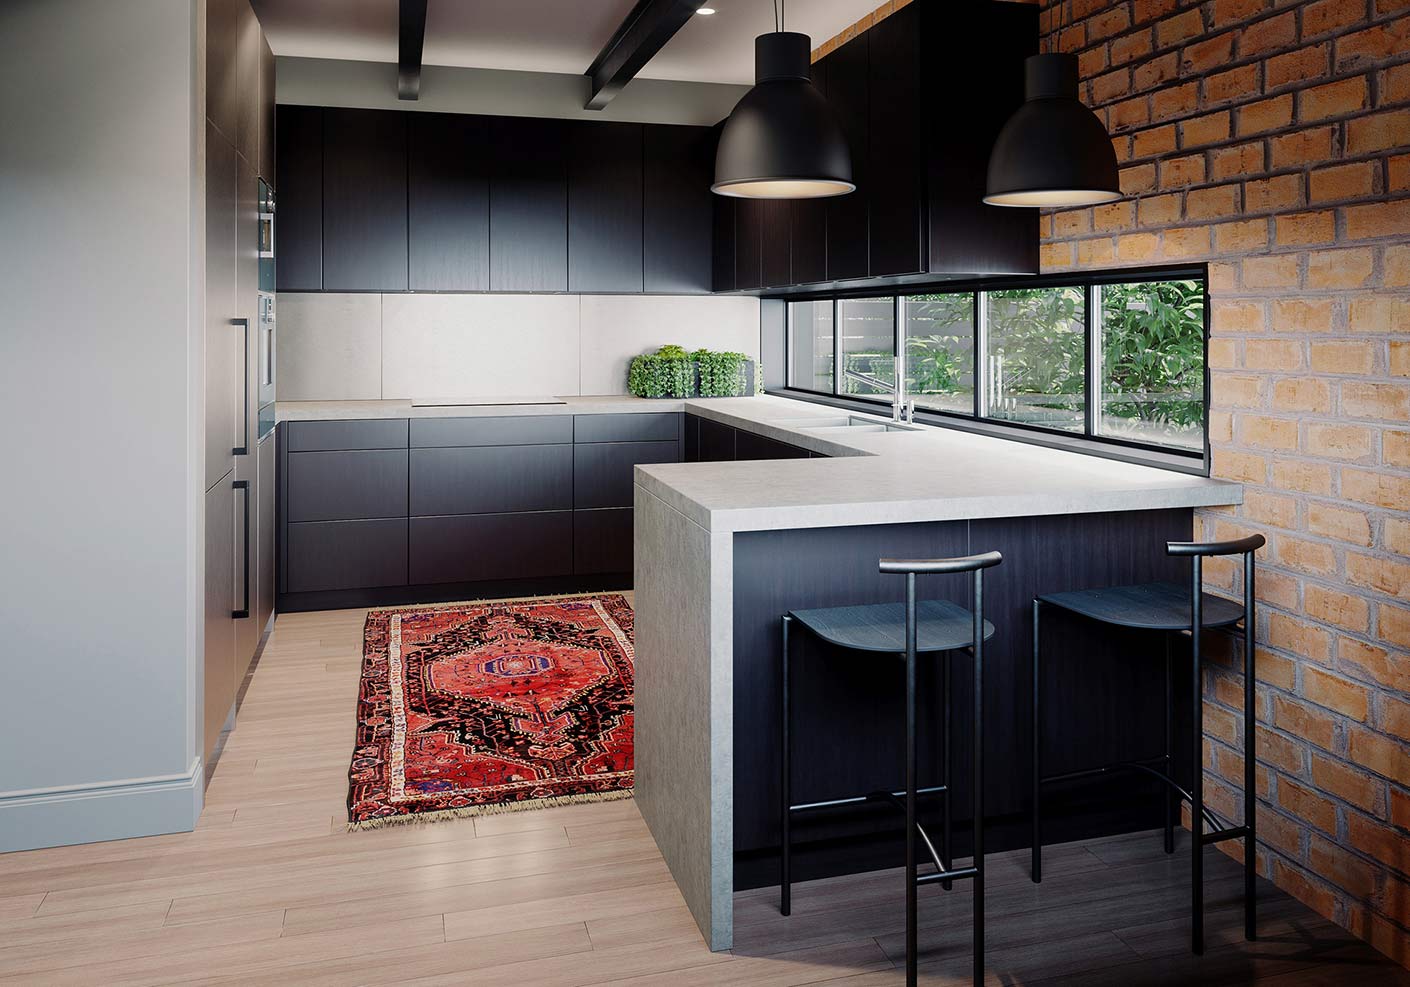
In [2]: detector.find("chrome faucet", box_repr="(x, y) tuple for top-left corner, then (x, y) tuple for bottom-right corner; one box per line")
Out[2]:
(892, 357), (906, 423)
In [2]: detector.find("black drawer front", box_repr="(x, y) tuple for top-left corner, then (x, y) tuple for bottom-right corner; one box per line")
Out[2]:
(573, 440), (681, 509)
(573, 412), (680, 444)
(574, 508), (633, 575)
(698, 417), (736, 462)
(285, 419), (408, 452)
(409, 415), (573, 448)
(409, 512), (574, 584)
(409, 445), (573, 515)
(735, 429), (810, 461)
(286, 519), (408, 593)
(287, 450), (409, 521)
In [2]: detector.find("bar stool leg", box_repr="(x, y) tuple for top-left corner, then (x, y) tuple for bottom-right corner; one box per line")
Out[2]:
(1190, 559), (1205, 956)
(1164, 634), (1175, 856)
(780, 614), (792, 917)
(1243, 553), (1257, 942)
(1031, 599), (1042, 884)
(942, 649), (953, 891)
(973, 569), (986, 987)
(904, 574), (919, 987)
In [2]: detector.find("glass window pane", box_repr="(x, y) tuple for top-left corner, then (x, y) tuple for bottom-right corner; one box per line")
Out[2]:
(983, 287), (1086, 433)
(1097, 279), (1206, 451)
(787, 300), (835, 392)
(839, 297), (896, 400)
(904, 293), (975, 415)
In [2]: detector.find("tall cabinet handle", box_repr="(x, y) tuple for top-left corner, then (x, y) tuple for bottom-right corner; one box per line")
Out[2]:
(232, 479), (251, 619)
(232, 317), (250, 456)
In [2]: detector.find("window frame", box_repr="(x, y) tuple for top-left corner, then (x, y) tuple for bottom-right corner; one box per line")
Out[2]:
(777, 264), (1212, 477)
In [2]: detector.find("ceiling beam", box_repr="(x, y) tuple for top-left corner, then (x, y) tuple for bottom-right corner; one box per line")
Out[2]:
(584, 0), (699, 110)
(398, 0), (428, 100)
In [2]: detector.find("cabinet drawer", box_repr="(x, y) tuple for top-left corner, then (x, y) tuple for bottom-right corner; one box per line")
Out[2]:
(573, 412), (680, 444)
(409, 512), (573, 584)
(285, 419), (408, 452)
(287, 450), (408, 521)
(286, 519), (407, 593)
(735, 430), (809, 461)
(699, 418), (736, 462)
(409, 415), (574, 448)
(409, 445), (572, 516)
(573, 440), (680, 509)
(574, 508), (633, 575)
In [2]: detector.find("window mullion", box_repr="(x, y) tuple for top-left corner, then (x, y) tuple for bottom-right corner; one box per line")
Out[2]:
(975, 291), (988, 419)
(1084, 284), (1097, 438)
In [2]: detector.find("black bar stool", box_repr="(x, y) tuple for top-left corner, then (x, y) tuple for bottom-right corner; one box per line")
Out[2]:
(1031, 533), (1265, 955)
(780, 550), (1002, 987)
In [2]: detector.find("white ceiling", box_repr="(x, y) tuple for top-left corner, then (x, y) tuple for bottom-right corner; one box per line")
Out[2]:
(249, 0), (886, 86)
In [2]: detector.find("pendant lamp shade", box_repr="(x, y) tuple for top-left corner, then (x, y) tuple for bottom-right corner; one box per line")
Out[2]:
(984, 53), (1121, 208)
(712, 32), (854, 199)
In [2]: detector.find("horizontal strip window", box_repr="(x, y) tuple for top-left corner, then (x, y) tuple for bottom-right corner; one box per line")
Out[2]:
(779, 264), (1210, 475)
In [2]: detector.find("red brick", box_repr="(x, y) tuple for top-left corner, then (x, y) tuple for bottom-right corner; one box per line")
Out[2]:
(1119, 163), (1157, 195)
(1240, 11), (1298, 57)
(1133, 52), (1179, 93)
(1382, 61), (1410, 104)
(1348, 728), (1410, 785)
(1346, 109), (1410, 156)
(1272, 861), (1338, 919)
(1342, 471), (1410, 513)
(1160, 153), (1205, 188)
(1132, 124), (1178, 158)
(1238, 95), (1294, 136)
(1204, 64), (1260, 108)
(1271, 298), (1334, 333)
(1210, 141), (1265, 181)
(1310, 755), (1383, 813)
(1305, 247), (1375, 288)
(1304, 583), (1370, 631)
(1245, 174), (1303, 212)
(1110, 29), (1155, 67)
(1092, 68), (1133, 106)
(1210, 0), (1268, 27)
(1309, 834), (1378, 899)
(1243, 254), (1300, 288)
(1304, 422), (1375, 460)
(1303, 665), (1370, 719)
(1341, 380), (1410, 420)
(1180, 110), (1231, 148)
(1309, 339), (1376, 375)
(1335, 20), (1410, 71)
(1345, 199), (1410, 240)
(1274, 210), (1335, 245)
(1307, 501), (1373, 545)
(1271, 377), (1332, 413)
(1339, 637), (1407, 692)
(1153, 81), (1200, 121)
(1186, 184), (1239, 220)
(1270, 128), (1335, 169)
(1309, 161), (1377, 202)
(1299, 76), (1371, 123)
(1302, 0), (1369, 37)
(1088, 5), (1131, 42)
(1277, 777), (1338, 833)
(1109, 96), (1151, 132)
(1158, 8), (1206, 48)
(1266, 44), (1331, 90)
(1137, 193), (1182, 225)
(1273, 534), (1337, 576)
(1384, 603), (1410, 652)
(1271, 459), (1333, 495)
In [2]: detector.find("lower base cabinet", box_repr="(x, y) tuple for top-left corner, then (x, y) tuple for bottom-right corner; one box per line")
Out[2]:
(410, 512), (573, 584)
(574, 507), (634, 575)
(286, 518), (408, 593)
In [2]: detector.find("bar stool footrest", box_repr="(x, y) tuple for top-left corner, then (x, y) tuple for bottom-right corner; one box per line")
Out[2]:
(1201, 825), (1250, 845)
(918, 866), (978, 886)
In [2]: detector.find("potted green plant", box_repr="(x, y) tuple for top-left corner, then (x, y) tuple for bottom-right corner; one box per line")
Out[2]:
(627, 345), (758, 398)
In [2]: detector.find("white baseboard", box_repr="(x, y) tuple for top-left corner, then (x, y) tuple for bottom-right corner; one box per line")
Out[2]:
(0, 759), (203, 853)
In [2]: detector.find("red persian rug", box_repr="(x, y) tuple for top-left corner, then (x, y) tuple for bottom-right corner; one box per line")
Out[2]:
(348, 594), (635, 828)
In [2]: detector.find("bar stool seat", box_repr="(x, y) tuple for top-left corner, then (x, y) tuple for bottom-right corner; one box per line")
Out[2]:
(789, 600), (997, 654)
(1037, 581), (1244, 631)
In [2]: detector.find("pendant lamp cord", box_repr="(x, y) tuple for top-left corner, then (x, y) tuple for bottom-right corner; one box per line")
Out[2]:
(773, 0), (784, 32)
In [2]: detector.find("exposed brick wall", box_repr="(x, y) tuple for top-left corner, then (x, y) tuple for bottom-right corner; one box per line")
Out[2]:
(1035, 0), (1410, 966)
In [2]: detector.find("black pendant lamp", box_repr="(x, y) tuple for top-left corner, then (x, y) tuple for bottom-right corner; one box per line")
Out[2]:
(984, 53), (1121, 208)
(712, 11), (853, 199)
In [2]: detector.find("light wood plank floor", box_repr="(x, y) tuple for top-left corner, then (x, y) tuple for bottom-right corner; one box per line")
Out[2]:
(1, 601), (1406, 985)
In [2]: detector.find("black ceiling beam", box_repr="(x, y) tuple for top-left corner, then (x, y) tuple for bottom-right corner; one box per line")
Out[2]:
(584, 0), (699, 110)
(398, 0), (428, 100)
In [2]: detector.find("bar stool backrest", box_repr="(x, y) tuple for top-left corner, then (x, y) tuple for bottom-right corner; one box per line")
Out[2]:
(879, 551), (1004, 575)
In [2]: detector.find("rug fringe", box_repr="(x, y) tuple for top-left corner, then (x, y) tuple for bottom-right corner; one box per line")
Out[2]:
(346, 788), (635, 832)
(365, 589), (631, 619)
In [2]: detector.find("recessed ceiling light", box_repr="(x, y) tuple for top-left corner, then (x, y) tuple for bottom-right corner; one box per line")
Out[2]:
(696, 6), (716, 14)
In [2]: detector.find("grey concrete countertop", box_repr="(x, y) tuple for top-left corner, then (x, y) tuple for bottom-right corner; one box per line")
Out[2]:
(636, 395), (1242, 532)
(275, 395), (684, 420)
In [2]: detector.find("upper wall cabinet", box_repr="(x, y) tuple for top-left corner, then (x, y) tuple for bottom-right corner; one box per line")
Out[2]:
(409, 113), (490, 291)
(569, 122), (643, 293)
(273, 109), (718, 295)
(323, 109), (408, 291)
(259, 36), (276, 183)
(715, 0), (1038, 293)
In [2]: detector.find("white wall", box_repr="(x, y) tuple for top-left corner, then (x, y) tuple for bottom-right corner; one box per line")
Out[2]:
(277, 294), (761, 401)
(0, 0), (204, 850)
(276, 57), (747, 127)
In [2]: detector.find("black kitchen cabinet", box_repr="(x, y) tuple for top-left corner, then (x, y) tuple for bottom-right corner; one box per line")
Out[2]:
(690, 413), (819, 462)
(409, 445), (573, 516)
(761, 200), (792, 288)
(790, 59), (829, 286)
(644, 125), (715, 294)
(712, 196), (736, 293)
(274, 105), (322, 291)
(736, 429), (810, 461)
(411, 513), (574, 584)
(735, 199), (765, 292)
(490, 116), (569, 292)
(569, 121), (644, 293)
(322, 108), (407, 291)
(698, 417), (737, 462)
(824, 37), (869, 281)
(409, 113), (489, 291)
(575, 508), (634, 575)
(286, 449), (408, 522)
(868, 2), (925, 277)
(574, 440), (682, 509)
(286, 519), (407, 593)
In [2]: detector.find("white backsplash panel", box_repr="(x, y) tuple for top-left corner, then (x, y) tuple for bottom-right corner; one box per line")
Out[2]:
(276, 293), (760, 401)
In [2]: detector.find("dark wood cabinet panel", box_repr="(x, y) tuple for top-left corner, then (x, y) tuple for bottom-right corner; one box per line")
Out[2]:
(259, 35), (276, 183)
(410, 513), (573, 584)
(286, 450), (408, 522)
(684, 413), (700, 463)
(408, 113), (489, 291)
(923, 0), (1039, 276)
(574, 440), (681, 509)
(286, 418), (407, 452)
(735, 199), (764, 292)
(867, 3), (925, 277)
(790, 59), (829, 285)
(574, 413), (680, 444)
(712, 196), (736, 293)
(735, 429), (810, 461)
(206, 0), (240, 146)
(643, 125), (715, 294)
(698, 417), (736, 462)
(409, 445), (573, 516)
(274, 105), (322, 291)
(574, 508), (634, 575)
(761, 200), (792, 288)
(490, 116), (568, 292)
(286, 519), (408, 593)
(409, 415), (572, 448)
(825, 39), (869, 280)
(323, 108), (407, 291)
(233, 0), (261, 167)
(569, 121), (644, 293)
